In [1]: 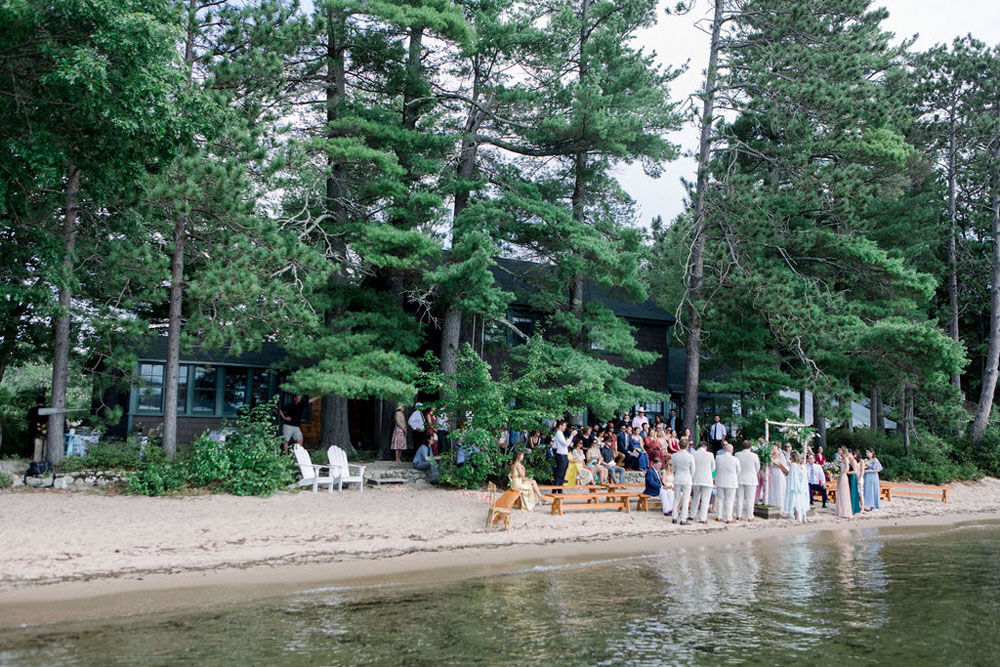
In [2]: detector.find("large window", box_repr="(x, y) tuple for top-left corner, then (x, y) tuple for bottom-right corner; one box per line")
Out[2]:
(224, 367), (249, 416)
(250, 369), (271, 407)
(136, 363), (164, 412)
(191, 366), (219, 414)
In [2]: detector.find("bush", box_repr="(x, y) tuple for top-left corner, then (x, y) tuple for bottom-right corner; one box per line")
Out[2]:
(826, 429), (979, 484)
(435, 443), (552, 490)
(125, 399), (293, 497)
(60, 438), (145, 472)
(0, 471), (12, 488)
(950, 427), (1000, 478)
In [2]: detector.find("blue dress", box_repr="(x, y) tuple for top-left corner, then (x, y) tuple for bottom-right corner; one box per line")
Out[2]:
(863, 459), (882, 509)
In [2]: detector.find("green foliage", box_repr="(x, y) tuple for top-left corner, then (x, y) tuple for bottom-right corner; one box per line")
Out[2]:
(60, 438), (146, 472)
(827, 429), (979, 484)
(0, 471), (12, 488)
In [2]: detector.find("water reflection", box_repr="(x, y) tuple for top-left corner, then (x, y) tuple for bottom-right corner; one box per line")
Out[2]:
(2, 524), (999, 666)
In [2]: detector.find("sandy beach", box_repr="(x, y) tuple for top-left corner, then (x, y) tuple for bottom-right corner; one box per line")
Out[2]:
(2, 477), (999, 627)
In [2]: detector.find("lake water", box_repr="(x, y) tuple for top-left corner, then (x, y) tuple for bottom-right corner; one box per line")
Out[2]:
(2, 521), (999, 665)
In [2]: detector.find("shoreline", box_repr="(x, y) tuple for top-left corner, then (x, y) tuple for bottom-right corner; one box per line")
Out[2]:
(3, 505), (999, 630)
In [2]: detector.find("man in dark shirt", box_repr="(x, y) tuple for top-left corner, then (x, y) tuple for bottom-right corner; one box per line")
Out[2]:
(600, 437), (626, 484)
(279, 394), (307, 454)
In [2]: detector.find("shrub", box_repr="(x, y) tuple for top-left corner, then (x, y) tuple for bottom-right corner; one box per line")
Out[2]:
(435, 443), (552, 490)
(826, 429), (979, 484)
(60, 438), (145, 472)
(0, 471), (12, 488)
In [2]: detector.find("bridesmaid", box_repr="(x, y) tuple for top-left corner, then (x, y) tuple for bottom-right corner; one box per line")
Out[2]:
(863, 448), (883, 510)
(847, 449), (862, 515)
(768, 444), (788, 509)
(835, 447), (853, 518)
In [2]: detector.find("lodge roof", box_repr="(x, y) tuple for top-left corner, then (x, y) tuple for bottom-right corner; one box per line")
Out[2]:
(491, 256), (675, 324)
(136, 337), (286, 367)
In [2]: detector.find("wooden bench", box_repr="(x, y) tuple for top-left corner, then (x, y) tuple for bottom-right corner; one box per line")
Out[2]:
(881, 483), (949, 503)
(636, 494), (663, 512)
(486, 482), (521, 532)
(537, 484), (609, 504)
(545, 491), (633, 515)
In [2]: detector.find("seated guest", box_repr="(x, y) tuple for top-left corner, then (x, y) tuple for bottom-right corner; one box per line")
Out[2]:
(586, 440), (609, 484)
(412, 442), (439, 482)
(643, 457), (663, 498)
(806, 454), (827, 508)
(571, 440), (593, 485)
(600, 436), (626, 484)
(509, 450), (546, 510)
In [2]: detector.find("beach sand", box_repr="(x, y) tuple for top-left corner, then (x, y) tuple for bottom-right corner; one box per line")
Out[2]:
(1, 478), (999, 627)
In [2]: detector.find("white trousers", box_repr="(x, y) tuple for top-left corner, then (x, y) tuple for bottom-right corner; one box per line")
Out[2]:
(660, 487), (675, 515)
(716, 486), (737, 522)
(690, 485), (713, 522)
(673, 483), (692, 521)
(737, 484), (757, 520)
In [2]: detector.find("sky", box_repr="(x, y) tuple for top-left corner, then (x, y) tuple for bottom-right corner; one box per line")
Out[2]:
(621, 0), (1000, 228)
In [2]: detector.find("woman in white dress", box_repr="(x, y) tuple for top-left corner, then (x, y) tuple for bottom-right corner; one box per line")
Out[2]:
(768, 444), (788, 508)
(784, 451), (810, 522)
(660, 459), (676, 516)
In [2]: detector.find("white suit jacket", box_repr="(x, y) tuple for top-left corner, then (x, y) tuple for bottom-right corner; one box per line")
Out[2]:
(672, 449), (695, 486)
(715, 452), (741, 488)
(692, 448), (716, 486)
(735, 449), (761, 485)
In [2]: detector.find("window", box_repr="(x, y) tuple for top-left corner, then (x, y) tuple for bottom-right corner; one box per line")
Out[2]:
(250, 369), (271, 407)
(483, 320), (506, 344)
(223, 367), (249, 415)
(177, 365), (190, 412)
(136, 363), (164, 412)
(511, 313), (535, 345)
(590, 340), (606, 352)
(191, 366), (218, 414)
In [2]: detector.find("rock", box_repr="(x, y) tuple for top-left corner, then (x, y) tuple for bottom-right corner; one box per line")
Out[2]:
(84, 476), (96, 485)
(53, 477), (69, 490)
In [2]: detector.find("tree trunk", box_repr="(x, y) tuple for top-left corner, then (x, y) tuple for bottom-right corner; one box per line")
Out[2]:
(376, 398), (397, 461)
(682, 0), (724, 439)
(870, 385), (879, 431)
(843, 376), (853, 432)
(947, 118), (962, 397)
(902, 382), (913, 455)
(812, 392), (826, 448)
(318, 6), (354, 455)
(971, 144), (1000, 442)
(568, 0), (591, 354)
(798, 388), (806, 421)
(161, 214), (186, 459)
(46, 163), (80, 466)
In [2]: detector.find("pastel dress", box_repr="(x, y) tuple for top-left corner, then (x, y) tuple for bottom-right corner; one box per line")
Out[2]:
(784, 463), (809, 521)
(509, 472), (538, 511)
(391, 411), (407, 451)
(835, 464), (853, 518)
(849, 465), (861, 514)
(573, 448), (593, 485)
(863, 459), (883, 510)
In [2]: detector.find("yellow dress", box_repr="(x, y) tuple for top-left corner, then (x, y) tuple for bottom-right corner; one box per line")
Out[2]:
(565, 459), (579, 486)
(509, 475), (538, 511)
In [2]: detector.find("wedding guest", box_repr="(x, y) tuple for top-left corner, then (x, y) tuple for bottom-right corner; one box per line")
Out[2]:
(509, 450), (545, 510)
(631, 407), (649, 431)
(735, 440), (761, 521)
(551, 421), (575, 491)
(715, 442), (742, 524)
(785, 451), (810, 523)
(412, 442), (439, 482)
(863, 448), (883, 510)
(668, 409), (678, 432)
(425, 406), (439, 455)
(643, 457), (663, 498)
(586, 439), (609, 484)
(689, 442), (716, 524)
(806, 454), (828, 508)
(708, 415), (727, 452)
(814, 445), (826, 466)
(600, 436), (626, 484)
(572, 440), (593, 485)
(671, 443), (695, 525)
(665, 428), (680, 454)
(526, 431), (542, 450)
(835, 447), (853, 518)
(848, 449), (862, 514)
(407, 402), (426, 450)
(391, 405), (408, 463)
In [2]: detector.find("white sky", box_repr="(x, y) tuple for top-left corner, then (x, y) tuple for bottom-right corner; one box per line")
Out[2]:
(622, 0), (1000, 229)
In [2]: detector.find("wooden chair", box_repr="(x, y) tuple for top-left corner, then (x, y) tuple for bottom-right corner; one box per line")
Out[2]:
(486, 482), (520, 532)
(327, 445), (366, 493)
(293, 444), (337, 493)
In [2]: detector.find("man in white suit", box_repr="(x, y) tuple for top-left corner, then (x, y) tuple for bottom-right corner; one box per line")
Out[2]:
(735, 440), (761, 521)
(671, 445), (695, 526)
(689, 442), (716, 524)
(715, 442), (742, 523)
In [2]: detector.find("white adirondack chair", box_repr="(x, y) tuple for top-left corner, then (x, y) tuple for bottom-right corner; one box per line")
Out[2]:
(327, 445), (366, 492)
(293, 444), (338, 493)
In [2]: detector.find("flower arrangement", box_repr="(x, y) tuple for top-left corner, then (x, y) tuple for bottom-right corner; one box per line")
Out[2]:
(778, 422), (816, 447)
(825, 462), (842, 477)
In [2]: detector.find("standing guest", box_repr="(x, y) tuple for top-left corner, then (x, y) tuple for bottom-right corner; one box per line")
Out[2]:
(436, 410), (450, 453)
(278, 394), (308, 455)
(715, 443), (742, 524)
(425, 406), (439, 455)
(671, 444), (695, 525)
(551, 421), (575, 491)
(617, 424), (631, 453)
(814, 445), (826, 466)
(680, 427), (692, 445)
(863, 448), (883, 510)
(643, 457), (663, 499)
(708, 415), (727, 452)
(631, 407), (649, 431)
(668, 409), (678, 432)
(509, 450), (546, 510)
(390, 406), (409, 463)
(768, 444), (789, 509)
(407, 402), (426, 451)
(735, 441), (761, 521)
(660, 460), (676, 516)
(848, 449), (863, 515)
(806, 454), (828, 508)
(785, 451), (810, 523)
(412, 441), (439, 482)
(835, 447), (853, 518)
(599, 436), (626, 484)
(689, 442), (716, 524)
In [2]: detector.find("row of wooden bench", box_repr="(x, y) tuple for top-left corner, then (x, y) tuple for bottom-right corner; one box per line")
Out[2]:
(488, 479), (951, 531)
